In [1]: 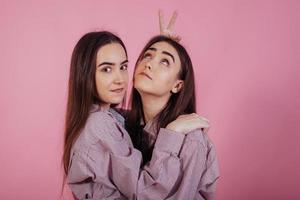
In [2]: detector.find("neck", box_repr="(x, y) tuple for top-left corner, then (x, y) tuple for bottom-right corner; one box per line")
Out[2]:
(99, 103), (110, 110)
(140, 92), (170, 123)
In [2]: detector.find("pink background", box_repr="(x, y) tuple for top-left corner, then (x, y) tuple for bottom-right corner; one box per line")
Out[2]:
(1, 0), (299, 199)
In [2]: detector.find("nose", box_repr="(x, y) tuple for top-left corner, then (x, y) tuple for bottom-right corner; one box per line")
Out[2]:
(145, 60), (152, 70)
(114, 69), (126, 84)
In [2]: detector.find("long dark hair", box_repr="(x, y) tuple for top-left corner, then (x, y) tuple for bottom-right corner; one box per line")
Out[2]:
(62, 31), (127, 176)
(126, 35), (196, 163)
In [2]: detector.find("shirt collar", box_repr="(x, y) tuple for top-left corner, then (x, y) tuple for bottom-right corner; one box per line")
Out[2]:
(89, 104), (109, 113)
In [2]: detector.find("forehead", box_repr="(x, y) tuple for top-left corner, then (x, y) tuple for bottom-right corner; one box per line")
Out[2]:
(149, 41), (177, 54)
(96, 43), (126, 63)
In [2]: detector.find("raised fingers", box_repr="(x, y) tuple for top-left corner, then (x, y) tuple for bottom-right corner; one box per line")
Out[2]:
(159, 10), (165, 34)
(167, 11), (178, 32)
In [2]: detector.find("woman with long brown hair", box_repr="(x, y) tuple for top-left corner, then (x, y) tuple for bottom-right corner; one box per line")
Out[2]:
(127, 35), (220, 199)
(63, 31), (210, 199)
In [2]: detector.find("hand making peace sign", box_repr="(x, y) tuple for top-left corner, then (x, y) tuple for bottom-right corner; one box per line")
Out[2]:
(159, 10), (181, 42)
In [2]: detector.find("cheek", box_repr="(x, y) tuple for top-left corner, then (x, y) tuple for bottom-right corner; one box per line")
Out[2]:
(157, 71), (176, 85)
(133, 71), (138, 80)
(95, 73), (110, 91)
(133, 67), (141, 79)
(95, 77), (104, 96)
(123, 73), (129, 86)
(135, 62), (144, 72)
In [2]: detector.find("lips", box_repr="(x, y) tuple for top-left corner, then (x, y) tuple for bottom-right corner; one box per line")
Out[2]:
(110, 88), (124, 93)
(139, 72), (152, 80)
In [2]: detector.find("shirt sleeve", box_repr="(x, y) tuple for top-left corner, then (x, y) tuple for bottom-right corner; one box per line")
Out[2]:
(109, 127), (185, 200)
(67, 150), (126, 200)
(135, 128), (185, 200)
(197, 136), (220, 200)
(166, 131), (220, 200)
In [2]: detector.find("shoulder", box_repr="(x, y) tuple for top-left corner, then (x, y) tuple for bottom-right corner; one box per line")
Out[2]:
(180, 130), (218, 166)
(71, 109), (132, 161)
(88, 109), (113, 122)
(185, 129), (205, 143)
(86, 111), (114, 135)
(74, 110), (116, 148)
(184, 129), (215, 150)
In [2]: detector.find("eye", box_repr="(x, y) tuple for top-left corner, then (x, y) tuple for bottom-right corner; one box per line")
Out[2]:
(120, 64), (128, 71)
(143, 53), (152, 60)
(161, 59), (170, 66)
(101, 66), (112, 73)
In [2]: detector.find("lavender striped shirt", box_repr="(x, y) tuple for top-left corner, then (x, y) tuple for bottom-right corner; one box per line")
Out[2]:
(67, 105), (186, 199)
(67, 105), (219, 199)
(142, 120), (220, 199)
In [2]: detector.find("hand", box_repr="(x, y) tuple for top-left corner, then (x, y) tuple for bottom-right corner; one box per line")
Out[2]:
(166, 113), (210, 135)
(159, 10), (181, 42)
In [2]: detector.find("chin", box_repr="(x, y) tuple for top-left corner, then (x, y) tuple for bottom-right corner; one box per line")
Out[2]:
(136, 87), (157, 96)
(134, 82), (151, 92)
(110, 98), (124, 105)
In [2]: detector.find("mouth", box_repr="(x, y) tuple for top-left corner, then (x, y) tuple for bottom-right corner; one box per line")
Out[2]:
(139, 72), (152, 80)
(110, 88), (125, 93)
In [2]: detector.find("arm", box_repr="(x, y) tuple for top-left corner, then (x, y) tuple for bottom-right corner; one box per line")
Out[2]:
(67, 149), (126, 200)
(109, 126), (185, 200)
(110, 110), (211, 199)
(68, 112), (185, 200)
(166, 131), (219, 200)
(109, 110), (211, 199)
(197, 135), (220, 200)
(136, 128), (185, 199)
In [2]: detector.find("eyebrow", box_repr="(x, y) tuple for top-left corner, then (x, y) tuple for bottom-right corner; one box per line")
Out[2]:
(148, 47), (157, 52)
(97, 59), (128, 67)
(162, 51), (175, 63)
(146, 47), (175, 63)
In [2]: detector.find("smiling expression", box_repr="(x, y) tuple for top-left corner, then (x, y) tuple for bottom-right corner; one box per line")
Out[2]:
(95, 43), (128, 108)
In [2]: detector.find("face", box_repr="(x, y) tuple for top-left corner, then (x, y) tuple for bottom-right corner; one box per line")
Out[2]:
(134, 41), (183, 97)
(95, 43), (128, 108)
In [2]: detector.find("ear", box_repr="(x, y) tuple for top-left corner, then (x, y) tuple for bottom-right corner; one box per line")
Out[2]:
(171, 80), (184, 93)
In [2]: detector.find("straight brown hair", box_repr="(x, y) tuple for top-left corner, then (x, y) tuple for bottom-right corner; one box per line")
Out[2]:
(126, 35), (196, 163)
(62, 31), (127, 176)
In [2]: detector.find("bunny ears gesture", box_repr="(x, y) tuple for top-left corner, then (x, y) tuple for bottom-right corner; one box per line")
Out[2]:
(159, 10), (181, 42)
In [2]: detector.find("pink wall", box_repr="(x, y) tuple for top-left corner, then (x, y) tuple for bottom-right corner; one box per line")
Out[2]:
(1, 0), (299, 199)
